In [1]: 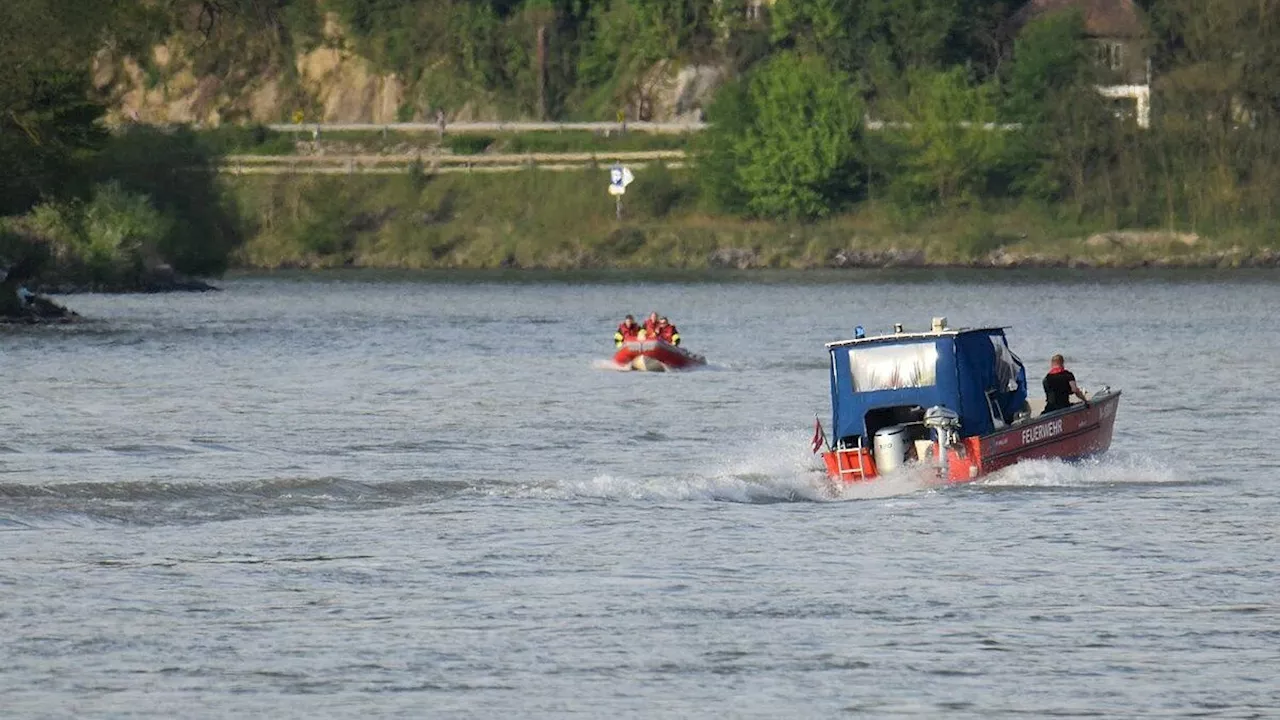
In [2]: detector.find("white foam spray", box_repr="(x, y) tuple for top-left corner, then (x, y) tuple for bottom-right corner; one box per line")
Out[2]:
(977, 451), (1180, 488)
(590, 358), (630, 372)
(500, 428), (937, 504)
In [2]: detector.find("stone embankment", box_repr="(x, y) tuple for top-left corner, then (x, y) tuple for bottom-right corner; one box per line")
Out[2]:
(687, 232), (1280, 271)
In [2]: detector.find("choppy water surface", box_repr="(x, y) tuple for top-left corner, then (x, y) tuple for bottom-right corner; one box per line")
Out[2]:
(3, 270), (1279, 717)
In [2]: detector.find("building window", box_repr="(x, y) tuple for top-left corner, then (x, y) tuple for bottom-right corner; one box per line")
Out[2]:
(1096, 41), (1124, 71)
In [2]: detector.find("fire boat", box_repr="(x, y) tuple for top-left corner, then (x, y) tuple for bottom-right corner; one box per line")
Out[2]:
(613, 339), (707, 372)
(815, 318), (1120, 484)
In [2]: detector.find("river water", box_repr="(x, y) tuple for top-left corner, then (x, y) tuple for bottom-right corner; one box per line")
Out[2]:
(2, 270), (1278, 718)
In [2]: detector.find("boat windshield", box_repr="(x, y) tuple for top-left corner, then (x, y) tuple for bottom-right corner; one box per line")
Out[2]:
(848, 342), (938, 392)
(990, 336), (1021, 392)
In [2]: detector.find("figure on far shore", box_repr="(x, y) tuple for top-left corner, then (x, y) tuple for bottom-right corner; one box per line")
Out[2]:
(1043, 354), (1088, 413)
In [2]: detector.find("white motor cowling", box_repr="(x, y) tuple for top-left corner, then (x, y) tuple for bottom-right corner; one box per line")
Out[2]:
(873, 425), (911, 474)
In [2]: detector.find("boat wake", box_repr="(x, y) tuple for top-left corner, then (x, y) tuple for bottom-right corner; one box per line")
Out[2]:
(590, 358), (630, 371)
(498, 430), (941, 504)
(500, 438), (1179, 504)
(590, 358), (809, 373)
(0, 449), (1180, 531)
(0, 476), (471, 530)
(977, 451), (1182, 489)
(589, 358), (716, 373)
(530, 468), (935, 505)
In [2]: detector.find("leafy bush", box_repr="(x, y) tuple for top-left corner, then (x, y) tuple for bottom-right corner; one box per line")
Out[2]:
(27, 182), (171, 286)
(630, 161), (690, 218)
(576, 0), (720, 115)
(505, 131), (687, 153)
(446, 135), (496, 154)
(886, 68), (1007, 207)
(196, 124), (296, 156)
(94, 125), (244, 276)
(697, 52), (864, 220)
(695, 78), (752, 214)
(83, 182), (171, 274)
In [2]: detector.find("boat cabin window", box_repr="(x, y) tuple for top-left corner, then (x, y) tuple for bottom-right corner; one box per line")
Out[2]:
(848, 342), (938, 392)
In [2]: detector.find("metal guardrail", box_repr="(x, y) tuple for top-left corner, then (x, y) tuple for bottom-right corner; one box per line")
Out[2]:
(220, 162), (690, 175)
(218, 149), (689, 175)
(264, 87), (1149, 137)
(224, 150), (686, 164)
(266, 121), (707, 135)
(263, 118), (1032, 135)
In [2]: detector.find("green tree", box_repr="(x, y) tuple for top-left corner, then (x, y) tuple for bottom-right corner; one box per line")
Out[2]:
(94, 126), (244, 276)
(1002, 9), (1095, 124)
(0, 0), (118, 214)
(888, 68), (1006, 206)
(698, 52), (863, 220)
(1000, 9), (1113, 208)
(0, 71), (106, 215)
(696, 78), (753, 213)
(1144, 0), (1280, 230)
(577, 0), (721, 116)
(0, 0), (173, 216)
(769, 0), (991, 89)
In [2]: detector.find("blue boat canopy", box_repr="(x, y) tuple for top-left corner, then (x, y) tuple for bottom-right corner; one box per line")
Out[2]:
(826, 325), (1028, 446)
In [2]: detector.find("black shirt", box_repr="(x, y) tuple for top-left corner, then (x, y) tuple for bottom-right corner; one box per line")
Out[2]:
(1043, 369), (1076, 412)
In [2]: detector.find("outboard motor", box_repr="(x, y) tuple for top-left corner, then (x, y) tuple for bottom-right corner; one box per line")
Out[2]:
(923, 406), (961, 479)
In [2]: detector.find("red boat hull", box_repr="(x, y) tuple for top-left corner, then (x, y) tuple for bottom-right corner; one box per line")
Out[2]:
(821, 390), (1120, 484)
(613, 340), (707, 371)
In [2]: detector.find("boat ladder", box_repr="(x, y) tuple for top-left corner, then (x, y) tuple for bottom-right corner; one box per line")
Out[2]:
(833, 437), (868, 480)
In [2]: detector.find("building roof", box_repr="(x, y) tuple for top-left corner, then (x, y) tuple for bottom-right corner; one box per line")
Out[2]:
(1012, 0), (1146, 39)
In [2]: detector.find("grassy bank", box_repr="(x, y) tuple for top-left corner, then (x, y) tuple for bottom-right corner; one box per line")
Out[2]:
(229, 167), (1280, 271)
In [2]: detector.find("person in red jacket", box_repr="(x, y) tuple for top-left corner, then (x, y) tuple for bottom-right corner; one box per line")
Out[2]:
(656, 316), (680, 346)
(642, 311), (660, 338)
(614, 314), (640, 347)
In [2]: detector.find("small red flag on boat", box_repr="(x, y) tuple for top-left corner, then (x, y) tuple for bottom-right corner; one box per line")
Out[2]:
(811, 418), (826, 453)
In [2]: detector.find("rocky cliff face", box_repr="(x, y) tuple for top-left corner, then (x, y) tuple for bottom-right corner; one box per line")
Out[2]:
(633, 62), (724, 122)
(94, 15), (409, 126)
(92, 13), (724, 126)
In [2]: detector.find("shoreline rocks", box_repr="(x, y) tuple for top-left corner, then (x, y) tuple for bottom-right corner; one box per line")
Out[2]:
(1, 267), (217, 323)
(0, 293), (78, 324)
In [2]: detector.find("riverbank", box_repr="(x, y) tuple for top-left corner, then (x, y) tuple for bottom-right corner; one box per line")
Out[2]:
(228, 168), (1280, 271)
